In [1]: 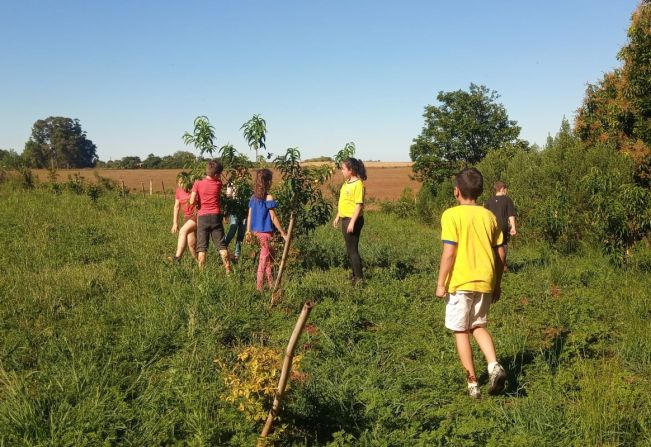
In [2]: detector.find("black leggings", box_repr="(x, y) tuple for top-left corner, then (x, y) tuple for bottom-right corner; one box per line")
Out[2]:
(341, 216), (364, 280)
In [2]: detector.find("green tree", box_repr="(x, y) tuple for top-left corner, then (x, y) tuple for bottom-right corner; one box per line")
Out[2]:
(142, 153), (162, 169)
(241, 114), (267, 164)
(22, 117), (98, 168)
(410, 84), (521, 186)
(575, 1), (651, 184)
(119, 156), (142, 169)
(0, 149), (22, 169)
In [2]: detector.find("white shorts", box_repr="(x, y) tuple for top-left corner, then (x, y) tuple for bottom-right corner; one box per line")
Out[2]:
(444, 291), (492, 332)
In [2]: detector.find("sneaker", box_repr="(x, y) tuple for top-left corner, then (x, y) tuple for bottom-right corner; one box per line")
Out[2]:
(488, 364), (507, 395)
(468, 383), (481, 399)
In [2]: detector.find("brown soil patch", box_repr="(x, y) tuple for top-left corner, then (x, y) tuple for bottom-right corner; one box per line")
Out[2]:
(32, 163), (421, 201)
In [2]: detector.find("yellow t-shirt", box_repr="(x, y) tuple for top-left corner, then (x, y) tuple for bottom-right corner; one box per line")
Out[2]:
(338, 179), (365, 218)
(440, 205), (503, 293)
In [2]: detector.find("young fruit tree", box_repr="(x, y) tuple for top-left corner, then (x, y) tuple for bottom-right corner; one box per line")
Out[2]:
(270, 143), (357, 302)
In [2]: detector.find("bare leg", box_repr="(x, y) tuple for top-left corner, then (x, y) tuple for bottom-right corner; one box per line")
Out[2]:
(219, 249), (232, 273)
(198, 251), (206, 270)
(187, 230), (197, 260)
(471, 326), (497, 365)
(175, 220), (197, 258)
(454, 331), (477, 383)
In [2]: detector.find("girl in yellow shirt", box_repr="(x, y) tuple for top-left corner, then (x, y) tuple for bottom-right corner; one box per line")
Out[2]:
(332, 158), (367, 285)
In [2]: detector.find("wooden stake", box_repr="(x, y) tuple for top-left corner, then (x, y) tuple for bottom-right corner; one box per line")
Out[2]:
(121, 180), (126, 195)
(161, 180), (165, 196)
(141, 181), (145, 196)
(271, 212), (295, 304)
(259, 301), (314, 441)
(149, 180), (153, 196)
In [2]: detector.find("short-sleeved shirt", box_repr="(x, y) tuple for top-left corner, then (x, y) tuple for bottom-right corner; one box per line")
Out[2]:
(338, 179), (364, 218)
(485, 195), (515, 241)
(249, 196), (278, 233)
(441, 205), (504, 294)
(191, 177), (222, 216)
(175, 188), (195, 220)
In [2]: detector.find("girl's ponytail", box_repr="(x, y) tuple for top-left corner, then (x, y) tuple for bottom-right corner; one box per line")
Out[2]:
(344, 158), (367, 181)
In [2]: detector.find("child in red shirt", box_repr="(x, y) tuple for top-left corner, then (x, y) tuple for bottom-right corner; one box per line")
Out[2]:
(189, 160), (232, 273)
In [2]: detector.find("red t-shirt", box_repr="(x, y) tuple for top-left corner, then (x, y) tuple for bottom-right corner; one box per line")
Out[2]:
(191, 176), (222, 216)
(175, 188), (195, 220)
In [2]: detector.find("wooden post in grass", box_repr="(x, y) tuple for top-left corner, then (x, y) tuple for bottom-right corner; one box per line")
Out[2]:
(161, 180), (165, 197)
(149, 180), (153, 196)
(121, 180), (126, 195)
(259, 301), (314, 441)
(271, 212), (295, 304)
(140, 181), (145, 197)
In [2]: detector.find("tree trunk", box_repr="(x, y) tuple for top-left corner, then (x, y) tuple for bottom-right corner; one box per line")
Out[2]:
(259, 301), (314, 442)
(271, 212), (295, 304)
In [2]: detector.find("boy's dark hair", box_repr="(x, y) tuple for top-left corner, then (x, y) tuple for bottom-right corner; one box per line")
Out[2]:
(455, 168), (483, 200)
(254, 169), (273, 200)
(206, 160), (223, 177)
(493, 181), (507, 193)
(343, 157), (368, 181)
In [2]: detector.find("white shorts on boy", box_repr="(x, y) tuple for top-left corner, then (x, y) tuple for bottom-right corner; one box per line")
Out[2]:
(445, 291), (492, 332)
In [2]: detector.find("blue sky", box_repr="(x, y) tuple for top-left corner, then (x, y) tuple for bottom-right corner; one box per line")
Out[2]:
(0, 0), (640, 161)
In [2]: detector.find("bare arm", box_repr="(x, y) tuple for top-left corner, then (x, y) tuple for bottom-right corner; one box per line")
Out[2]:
(189, 191), (197, 206)
(346, 203), (364, 234)
(509, 216), (517, 236)
(436, 243), (457, 298)
(269, 209), (287, 240)
(332, 210), (340, 228)
(171, 200), (181, 233)
(492, 245), (506, 302)
(245, 207), (252, 243)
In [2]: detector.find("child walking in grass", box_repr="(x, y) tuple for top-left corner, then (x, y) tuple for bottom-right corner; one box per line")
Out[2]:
(189, 160), (232, 273)
(435, 167), (507, 399)
(246, 169), (287, 291)
(332, 158), (366, 286)
(169, 175), (197, 262)
(223, 182), (246, 262)
(485, 181), (517, 271)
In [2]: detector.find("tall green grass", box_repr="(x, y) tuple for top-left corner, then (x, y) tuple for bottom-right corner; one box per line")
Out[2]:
(0, 187), (649, 445)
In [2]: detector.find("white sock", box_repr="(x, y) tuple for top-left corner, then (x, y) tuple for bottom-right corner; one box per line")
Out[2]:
(488, 362), (498, 374)
(467, 381), (478, 388)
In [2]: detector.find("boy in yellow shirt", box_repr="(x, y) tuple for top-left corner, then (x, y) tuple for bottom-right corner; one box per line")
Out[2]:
(435, 168), (507, 398)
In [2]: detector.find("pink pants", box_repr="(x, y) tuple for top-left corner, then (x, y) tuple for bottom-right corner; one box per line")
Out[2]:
(255, 232), (274, 290)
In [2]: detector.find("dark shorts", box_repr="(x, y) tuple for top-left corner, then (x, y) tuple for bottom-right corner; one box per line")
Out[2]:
(196, 214), (227, 252)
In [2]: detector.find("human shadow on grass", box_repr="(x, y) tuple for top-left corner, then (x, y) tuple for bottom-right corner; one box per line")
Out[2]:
(282, 385), (370, 445)
(478, 330), (570, 397)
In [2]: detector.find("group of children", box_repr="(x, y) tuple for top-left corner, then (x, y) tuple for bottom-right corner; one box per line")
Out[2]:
(170, 159), (517, 399)
(169, 157), (367, 291)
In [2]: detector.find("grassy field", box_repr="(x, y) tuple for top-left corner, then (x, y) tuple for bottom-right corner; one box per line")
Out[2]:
(1, 186), (650, 446)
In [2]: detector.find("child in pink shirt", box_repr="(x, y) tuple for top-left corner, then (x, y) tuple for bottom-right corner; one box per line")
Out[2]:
(169, 175), (197, 262)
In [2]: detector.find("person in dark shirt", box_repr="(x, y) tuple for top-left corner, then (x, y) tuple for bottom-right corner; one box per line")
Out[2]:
(485, 181), (517, 270)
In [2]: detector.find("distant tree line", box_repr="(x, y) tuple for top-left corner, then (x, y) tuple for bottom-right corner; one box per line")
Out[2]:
(97, 151), (201, 169)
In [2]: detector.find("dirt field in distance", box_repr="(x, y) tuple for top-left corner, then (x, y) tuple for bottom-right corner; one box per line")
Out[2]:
(33, 163), (420, 201)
